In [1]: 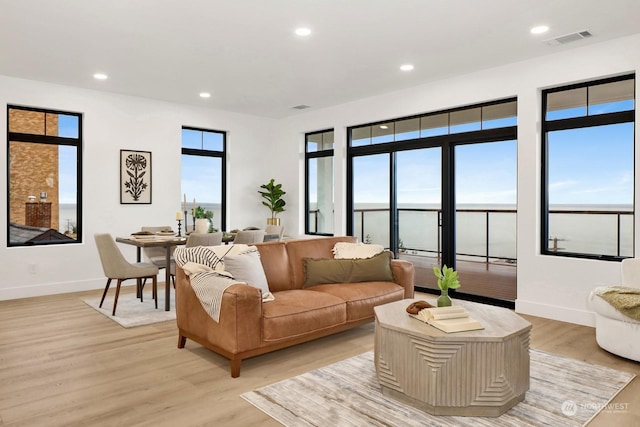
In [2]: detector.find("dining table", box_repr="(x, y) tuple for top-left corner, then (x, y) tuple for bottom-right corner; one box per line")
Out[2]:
(116, 235), (187, 311)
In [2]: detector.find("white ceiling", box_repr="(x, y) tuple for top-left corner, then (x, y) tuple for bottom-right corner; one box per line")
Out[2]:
(1, 0), (639, 118)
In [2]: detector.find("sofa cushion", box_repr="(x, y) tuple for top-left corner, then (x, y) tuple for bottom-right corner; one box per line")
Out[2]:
(304, 251), (394, 287)
(307, 282), (405, 321)
(254, 241), (292, 292)
(224, 248), (274, 302)
(261, 290), (346, 342)
(332, 242), (384, 259)
(285, 236), (357, 290)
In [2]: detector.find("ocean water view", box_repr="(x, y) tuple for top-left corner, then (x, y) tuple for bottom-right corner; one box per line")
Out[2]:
(351, 202), (634, 260)
(61, 202), (633, 259)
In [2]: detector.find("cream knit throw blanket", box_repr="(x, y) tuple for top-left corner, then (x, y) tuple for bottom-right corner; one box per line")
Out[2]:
(594, 286), (640, 321)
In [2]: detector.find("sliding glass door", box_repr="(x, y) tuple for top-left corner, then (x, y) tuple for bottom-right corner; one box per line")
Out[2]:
(454, 140), (517, 301)
(348, 99), (517, 304)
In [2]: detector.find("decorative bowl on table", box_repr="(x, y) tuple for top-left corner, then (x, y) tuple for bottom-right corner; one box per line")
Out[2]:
(155, 230), (176, 237)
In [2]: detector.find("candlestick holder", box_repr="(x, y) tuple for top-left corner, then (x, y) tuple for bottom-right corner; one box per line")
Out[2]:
(177, 219), (183, 237)
(192, 212), (196, 234)
(184, 210), (189, 233)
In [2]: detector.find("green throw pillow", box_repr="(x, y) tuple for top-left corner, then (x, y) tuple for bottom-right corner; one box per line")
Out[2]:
(304, 251), (394, 287)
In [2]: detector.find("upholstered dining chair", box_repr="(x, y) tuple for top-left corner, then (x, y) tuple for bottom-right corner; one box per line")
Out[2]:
(233, 229), (265, 244)
(94, 233), (159, 315)
(186, 231), (223, 247)
(141, 225), (176, 284)
(264, 224), (285, 242)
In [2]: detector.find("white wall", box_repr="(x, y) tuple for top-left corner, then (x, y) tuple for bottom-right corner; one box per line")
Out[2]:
(279, 34), (640, 327)
(0, 76), (279, 299)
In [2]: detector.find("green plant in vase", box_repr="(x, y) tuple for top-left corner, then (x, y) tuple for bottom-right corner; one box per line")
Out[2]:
(194, 206), (215, 233)
(433, 264), (460, 307)
(258, 178), (286, 225)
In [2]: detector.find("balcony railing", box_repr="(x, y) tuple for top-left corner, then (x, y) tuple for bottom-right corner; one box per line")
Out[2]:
(351, 207), (517, 266)
(337, 206), (634, 264)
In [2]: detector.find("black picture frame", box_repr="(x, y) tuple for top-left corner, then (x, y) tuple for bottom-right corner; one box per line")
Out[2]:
(120, 149), (152, 204)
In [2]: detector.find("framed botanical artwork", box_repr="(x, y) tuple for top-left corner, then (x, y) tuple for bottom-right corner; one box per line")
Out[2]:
(120, 149), (152, 204)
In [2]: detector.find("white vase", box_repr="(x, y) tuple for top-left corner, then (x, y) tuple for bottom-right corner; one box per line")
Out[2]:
(195, 218), (209, 234)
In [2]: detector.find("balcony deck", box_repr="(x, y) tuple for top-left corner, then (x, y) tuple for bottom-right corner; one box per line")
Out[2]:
(398, 253), (517, 302)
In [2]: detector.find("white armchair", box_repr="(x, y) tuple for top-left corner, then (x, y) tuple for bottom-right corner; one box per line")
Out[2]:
(589, 258), (640, 361)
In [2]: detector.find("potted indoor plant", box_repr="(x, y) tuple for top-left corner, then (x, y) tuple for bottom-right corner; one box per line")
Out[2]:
(258, 178), (286, 225)
(433, 264), (460, 307)
(193, 206), (214, 233)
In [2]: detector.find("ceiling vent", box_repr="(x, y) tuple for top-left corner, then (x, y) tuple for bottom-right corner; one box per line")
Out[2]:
(291, 104), (311, 110)
(545, 30), (592, 46)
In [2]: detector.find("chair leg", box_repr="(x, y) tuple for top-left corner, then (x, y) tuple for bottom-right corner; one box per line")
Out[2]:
(99, 278), (112, 308)
(138, 278), (143, 302)
(112, 279), (123, 316)
(153, 275), (158, 309)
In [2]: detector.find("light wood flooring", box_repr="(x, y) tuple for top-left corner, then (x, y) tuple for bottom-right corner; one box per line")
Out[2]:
(1, 288), (639, 427)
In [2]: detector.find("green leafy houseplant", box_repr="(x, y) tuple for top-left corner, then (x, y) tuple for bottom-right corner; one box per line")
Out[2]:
(193, 206), (215, 232)
(258, 179), (286, 219)
(433, 264), (460, 307)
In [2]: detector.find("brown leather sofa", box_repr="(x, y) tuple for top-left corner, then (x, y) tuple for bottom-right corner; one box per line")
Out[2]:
(174, 236), (415, 377)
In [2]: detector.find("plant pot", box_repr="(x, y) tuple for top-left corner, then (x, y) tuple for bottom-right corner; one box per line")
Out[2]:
(267, 217), (280, 226)
(437, 288), (452, 307)
(195, 218), (209, 234)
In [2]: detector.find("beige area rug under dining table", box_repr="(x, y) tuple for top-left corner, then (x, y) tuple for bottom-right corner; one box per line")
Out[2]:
(242, 350), (634, 427)
(82, 288), (176, 328)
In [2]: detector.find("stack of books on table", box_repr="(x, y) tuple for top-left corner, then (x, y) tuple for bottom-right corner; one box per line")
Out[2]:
(410, 305), (483, 333)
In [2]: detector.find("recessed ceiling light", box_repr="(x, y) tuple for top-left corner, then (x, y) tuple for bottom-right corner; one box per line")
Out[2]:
(199, 92), (211, 98)
(295, 27), (311, 37)
(93, 73), (108, 80)
(400, 64), (414, 72)
(380, 125), (389, 129)
(530, 25), (549, 35)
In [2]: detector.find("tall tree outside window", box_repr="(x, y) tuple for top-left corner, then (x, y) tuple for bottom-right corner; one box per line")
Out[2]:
(542, 74), (635, 259)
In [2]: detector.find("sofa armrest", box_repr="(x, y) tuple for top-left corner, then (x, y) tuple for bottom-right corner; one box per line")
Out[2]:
(175, 265), (263, 353)
(391, 259), (415, 299)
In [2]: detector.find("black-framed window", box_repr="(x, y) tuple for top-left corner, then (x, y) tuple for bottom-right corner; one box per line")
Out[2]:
(541, 74), (635, 260)
(305, 129), (334, 235)
(7, 105), (83, 246)
(181, 127), (226, 232)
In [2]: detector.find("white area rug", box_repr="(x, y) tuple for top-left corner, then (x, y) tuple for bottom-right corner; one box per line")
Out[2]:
(82, 288), (176, 328)
(242, 350), (634, 427)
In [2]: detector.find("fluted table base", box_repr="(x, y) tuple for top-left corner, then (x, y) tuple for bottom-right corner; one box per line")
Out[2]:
(374, 299), (531, 417)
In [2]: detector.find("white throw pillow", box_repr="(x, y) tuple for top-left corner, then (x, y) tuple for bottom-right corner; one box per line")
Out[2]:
(223, 248), (274, 302)
(332, 242), (384, 259)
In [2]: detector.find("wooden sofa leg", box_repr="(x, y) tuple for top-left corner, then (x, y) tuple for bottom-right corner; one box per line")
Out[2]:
(231, 359), (241, 378)
(177, 334), (187, 349)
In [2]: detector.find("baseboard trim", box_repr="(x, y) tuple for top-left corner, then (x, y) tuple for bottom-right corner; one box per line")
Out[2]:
(0, 278), (122, 301)
(515, 298), (595, 327)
